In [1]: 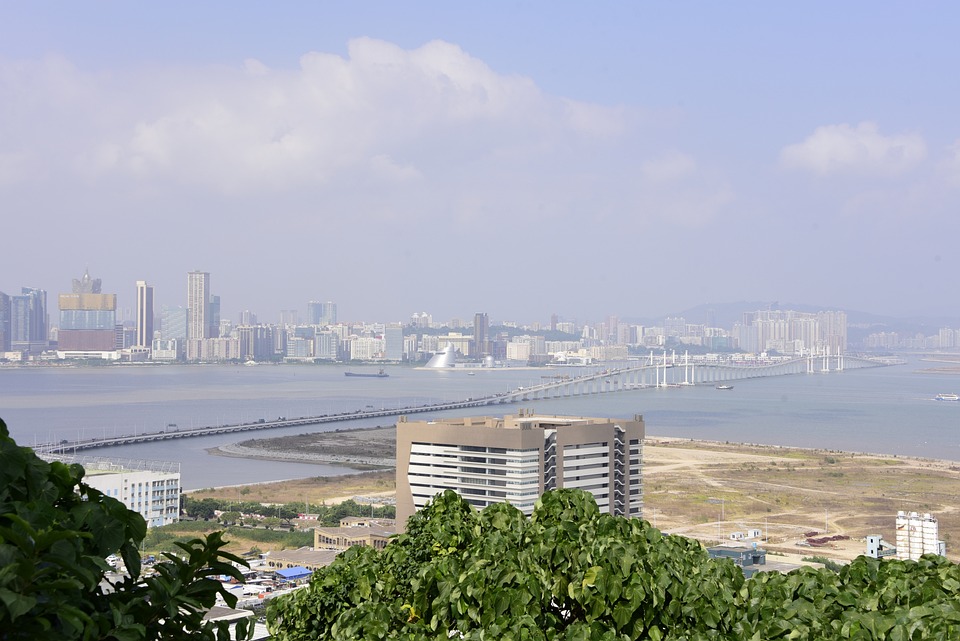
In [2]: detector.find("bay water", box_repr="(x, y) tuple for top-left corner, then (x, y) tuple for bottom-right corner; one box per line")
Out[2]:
(1, 361), (957, 489)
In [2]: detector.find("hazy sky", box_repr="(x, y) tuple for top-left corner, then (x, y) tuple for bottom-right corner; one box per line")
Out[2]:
(2, 3), (958, 325)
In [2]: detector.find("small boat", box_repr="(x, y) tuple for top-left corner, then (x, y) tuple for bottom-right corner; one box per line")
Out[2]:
(935, 393), (959, 401)
(344, 368), (389, 378)
(715, 385), (734, 390)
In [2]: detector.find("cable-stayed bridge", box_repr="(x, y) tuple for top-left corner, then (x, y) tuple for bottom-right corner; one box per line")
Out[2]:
(36, 353), (896, 454)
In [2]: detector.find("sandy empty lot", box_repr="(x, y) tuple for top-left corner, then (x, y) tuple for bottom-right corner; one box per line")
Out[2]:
(200, 428), (960, 563)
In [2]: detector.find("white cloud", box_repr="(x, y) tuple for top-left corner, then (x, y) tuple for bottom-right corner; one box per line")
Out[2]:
(0, 39), (733, 236)
(640, 151), (697, 184)
(780, 122), (926, 176)
(940, 140), (960, 187)
(11, 37), (630, 195)
(620, 151), (734, 227)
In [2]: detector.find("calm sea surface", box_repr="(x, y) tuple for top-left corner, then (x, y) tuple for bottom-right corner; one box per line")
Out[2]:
(1, 361), (958, 489)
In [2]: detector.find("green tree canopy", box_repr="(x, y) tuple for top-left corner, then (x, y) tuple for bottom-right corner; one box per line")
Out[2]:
(0, 418), (252, 641)
(267, 489), (960, 640)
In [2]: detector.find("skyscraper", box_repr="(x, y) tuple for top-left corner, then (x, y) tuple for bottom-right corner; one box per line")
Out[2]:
(136, 280), (154, 348)
(306, 301), (323, 325)
(160, 306), (188, 341)
(0, 291), (10, 351)
(186, 271), (211, 361)
(186, 271), (210, 341)
(208, 294), (221, 338)
(473, 312), (489, 357)
(384, 324), (404, 361)
(11, 287), (48, 353)
(320, 301), (337, 326)
(58, 271), (116, 352)
(279, 309), (299, 326)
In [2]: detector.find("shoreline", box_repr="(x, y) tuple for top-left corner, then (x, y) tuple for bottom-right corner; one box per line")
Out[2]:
(208, 432), (960, 474)
(644, 435), (960, 468)
(208, 442), (395, 469)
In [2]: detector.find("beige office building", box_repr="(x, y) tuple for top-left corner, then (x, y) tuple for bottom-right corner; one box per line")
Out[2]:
(396, 412), (644, 529)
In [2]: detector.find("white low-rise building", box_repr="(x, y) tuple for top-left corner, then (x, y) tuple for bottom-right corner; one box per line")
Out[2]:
(44, 454), (182, 528)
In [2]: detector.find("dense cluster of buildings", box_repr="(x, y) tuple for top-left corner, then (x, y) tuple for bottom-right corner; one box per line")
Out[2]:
(2, 269), (853, 364)
(863, 327), (960, 351)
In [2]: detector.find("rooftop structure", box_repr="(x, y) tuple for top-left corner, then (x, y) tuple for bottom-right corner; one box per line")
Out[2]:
(396, 411), (644, 530)
(264, 548), (339, 572)
(706, 544), (802, 577)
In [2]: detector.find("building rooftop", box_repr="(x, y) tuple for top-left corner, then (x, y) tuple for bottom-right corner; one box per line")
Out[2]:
(264, 548), (339, 571)
(416, 412), (643, 431)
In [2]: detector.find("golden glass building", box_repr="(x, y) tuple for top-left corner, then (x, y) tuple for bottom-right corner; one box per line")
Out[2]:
(58, 270), (116, 351)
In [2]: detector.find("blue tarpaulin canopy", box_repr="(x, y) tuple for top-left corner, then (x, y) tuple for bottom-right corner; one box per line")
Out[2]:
(275, 566), (312, 581)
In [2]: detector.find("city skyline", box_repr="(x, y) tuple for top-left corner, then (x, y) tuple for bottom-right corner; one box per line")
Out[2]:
(2, 5), (960, 321)
(3, 266), (959, 331)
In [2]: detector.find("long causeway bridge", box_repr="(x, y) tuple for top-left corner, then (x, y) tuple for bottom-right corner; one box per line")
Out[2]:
(37, 353), (896, 454)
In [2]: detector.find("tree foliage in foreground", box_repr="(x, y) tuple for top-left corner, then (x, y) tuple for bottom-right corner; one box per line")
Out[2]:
(267, 489), (960, 641)
(0, 418), (252, 641)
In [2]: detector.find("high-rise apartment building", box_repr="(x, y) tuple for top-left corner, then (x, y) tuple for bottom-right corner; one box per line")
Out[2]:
(306, 301), (322, 325)
(396, 412), (644, 530)
(279, 309), (299, 326)
(384, 325), (404, 361)
(186, 271), (211, 361)
(238, 325), (276, 362)
(321, 301), (337, 326)
(11, 287), (48, 353)
(736, 309), (847, 356)
(136, 280), (154, 348)
(208, 294), (221, 339)
(160, 305), (188, 341)
(473, 312), (489, 357)
(186, 271), (210, 341)
(0, 291), (10, 352)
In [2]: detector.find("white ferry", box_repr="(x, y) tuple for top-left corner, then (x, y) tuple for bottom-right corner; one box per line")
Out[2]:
(935, 393), (959, 402)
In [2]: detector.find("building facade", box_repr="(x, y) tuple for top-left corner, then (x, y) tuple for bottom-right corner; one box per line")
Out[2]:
(0, 291), (10, 352)
(136, 280), (154, 349)
(85, 465), (181, 528)
(187, 271), (210, 342)
(58, 271), (116, 353)
(44, 455), (182, 528)
(396, 412), (644, 529)
(473, 312), (489, 357)
(11, 287), (48, 353)
(186, 271), (210, 360)
(319, 301), (337, 326)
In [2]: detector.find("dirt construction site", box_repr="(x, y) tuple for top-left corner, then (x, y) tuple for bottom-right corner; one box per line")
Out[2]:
(199, 427), (960, 564)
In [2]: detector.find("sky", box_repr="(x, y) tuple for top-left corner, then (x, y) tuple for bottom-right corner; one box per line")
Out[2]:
(2, 3), (959, 326)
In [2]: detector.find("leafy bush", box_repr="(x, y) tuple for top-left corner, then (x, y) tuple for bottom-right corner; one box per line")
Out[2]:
(0, 418), (252, 640)
(267, 489), (960, 640)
